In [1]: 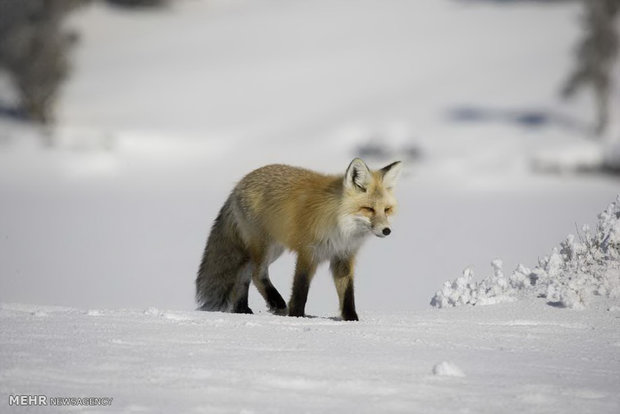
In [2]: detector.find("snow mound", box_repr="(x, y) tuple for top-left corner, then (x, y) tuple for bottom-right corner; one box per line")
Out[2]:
(144, 307), (161, 316)
(431, 196), (620, 309)
(432, 361), (465, 377)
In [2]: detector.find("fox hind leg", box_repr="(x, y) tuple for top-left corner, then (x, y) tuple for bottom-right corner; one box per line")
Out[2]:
(260, 271), (287, 314)
(250, 254), (287, 314)
(231, 263), (253, 314)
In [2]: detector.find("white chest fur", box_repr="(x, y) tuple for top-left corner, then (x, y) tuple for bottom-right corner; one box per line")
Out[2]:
(312, 214), (369, 262)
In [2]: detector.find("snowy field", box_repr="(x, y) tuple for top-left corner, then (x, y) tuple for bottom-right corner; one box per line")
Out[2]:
(1, 0), (620, 412)
(1, 300), (619, 413)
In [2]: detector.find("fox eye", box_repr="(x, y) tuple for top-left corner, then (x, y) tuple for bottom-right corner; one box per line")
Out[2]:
(385, 207), (393, 214)
(361, 206), (375, 214)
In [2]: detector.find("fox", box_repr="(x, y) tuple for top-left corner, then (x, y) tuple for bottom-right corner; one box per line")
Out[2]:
(195, 158), (402, 321)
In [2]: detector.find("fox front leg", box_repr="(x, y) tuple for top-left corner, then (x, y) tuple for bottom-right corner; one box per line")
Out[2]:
(288, 253), (318, 318)
(330, 256), (359, 321)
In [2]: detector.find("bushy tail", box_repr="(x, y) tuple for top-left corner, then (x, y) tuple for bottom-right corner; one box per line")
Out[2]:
(196, 196), (248, 311)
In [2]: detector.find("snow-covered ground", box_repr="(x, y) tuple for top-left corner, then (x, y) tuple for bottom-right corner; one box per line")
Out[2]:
(1, 0), (620, 411)
(2, 300), (619, 413)
(1, 0), (618, 314)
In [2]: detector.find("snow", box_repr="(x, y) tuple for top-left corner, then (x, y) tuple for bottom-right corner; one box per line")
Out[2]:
(432, 362), (466, 378)
(1, 300), (619, 413)
(1, 0), (620, 411)
(1, 0), (618, 314)
(431, 196), (620, 310)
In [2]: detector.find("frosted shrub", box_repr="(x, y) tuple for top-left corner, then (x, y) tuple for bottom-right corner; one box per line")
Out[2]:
(430, 269), (476, 308)
(431, 196), (620, 309)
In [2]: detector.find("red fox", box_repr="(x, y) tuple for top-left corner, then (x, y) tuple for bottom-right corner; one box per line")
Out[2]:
(196, 158), (402, 321)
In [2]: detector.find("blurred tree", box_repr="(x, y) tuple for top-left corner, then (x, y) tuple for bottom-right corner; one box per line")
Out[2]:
(0, 0), (82, 124)
(0, 0), (169, 125)
(562, 0), (619, 136)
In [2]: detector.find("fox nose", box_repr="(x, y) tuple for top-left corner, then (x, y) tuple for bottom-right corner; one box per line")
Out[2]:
(382, 227), (391, 236)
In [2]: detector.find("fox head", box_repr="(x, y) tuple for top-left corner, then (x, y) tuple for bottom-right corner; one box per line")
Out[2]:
(342, 158), (402, 238)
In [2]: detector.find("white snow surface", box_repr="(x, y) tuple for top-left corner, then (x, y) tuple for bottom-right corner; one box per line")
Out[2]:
(1, 1), (620, 411)
(432, 361), (466, 378)
(1, 0), (618, 316)
(431, 196), (620, 310)
(1, 300), (619, 413)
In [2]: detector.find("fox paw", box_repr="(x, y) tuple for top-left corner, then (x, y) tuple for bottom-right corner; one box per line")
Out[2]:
(288, 307), (305, 318)
(232, 305), (253, 314)
(270, 306), (288, 316)
(342, 311), (359, 321)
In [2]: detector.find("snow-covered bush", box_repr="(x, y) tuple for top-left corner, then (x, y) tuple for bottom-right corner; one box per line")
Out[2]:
(431, 195), (620, 309)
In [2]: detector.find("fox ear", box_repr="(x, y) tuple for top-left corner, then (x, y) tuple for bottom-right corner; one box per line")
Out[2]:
(381, 161), (402, 189)
(344, 158), (372, 192)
